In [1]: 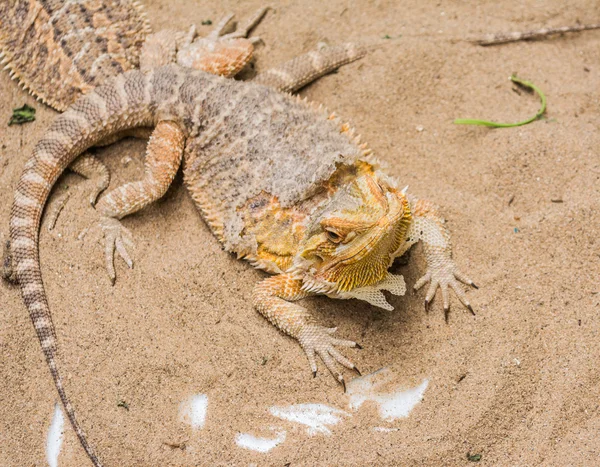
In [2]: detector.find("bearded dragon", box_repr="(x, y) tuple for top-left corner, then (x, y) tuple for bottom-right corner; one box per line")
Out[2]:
(0, 1), (262, 212)
(6, 62), (477, 465)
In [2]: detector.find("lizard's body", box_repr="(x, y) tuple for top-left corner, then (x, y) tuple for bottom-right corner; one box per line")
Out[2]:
(8, 64), (476, 467)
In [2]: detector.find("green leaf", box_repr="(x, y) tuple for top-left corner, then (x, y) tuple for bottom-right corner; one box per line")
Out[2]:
(454, 75), (547, 128)
(467, 453), (482, 462)
(8, 104), (36, 126)
(201, 19), (213, 25)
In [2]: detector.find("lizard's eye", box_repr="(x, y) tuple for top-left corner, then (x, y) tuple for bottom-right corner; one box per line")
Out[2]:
(326, 229), (343, 244)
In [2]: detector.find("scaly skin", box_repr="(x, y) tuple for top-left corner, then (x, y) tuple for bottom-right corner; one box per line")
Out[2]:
(0, 1), (267, 110)
(8, 64), (477, 466)
(0, 0), (150, 111)
(254, 42), (371, 93)
(0, 2), (269, 220)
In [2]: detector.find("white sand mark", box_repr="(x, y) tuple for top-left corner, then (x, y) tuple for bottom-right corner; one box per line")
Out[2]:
(46, 403), (64, 467)
(269, 403), (350, 435)
(346, 367), (429, 421)
(179, 393), (208, 429)
(235, 430), (286, 452)
(372, 426), (401, 432)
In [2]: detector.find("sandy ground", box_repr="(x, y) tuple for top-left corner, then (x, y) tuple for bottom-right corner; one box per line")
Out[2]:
(1, 1), (600, 465)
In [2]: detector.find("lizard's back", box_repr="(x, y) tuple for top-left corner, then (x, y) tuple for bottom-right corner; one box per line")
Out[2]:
(179, 71), (364, 256)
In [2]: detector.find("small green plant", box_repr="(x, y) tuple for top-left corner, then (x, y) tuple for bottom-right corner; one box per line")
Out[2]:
(8, 104), (36, 126)
(454, 75), (546, 128)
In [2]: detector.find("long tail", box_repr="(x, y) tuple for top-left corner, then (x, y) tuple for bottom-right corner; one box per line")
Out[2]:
(9, 68), (156, 467)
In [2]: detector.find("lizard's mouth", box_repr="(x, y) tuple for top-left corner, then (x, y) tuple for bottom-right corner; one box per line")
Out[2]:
(316, 228), (391, 292)
(317, 194), (411, 292)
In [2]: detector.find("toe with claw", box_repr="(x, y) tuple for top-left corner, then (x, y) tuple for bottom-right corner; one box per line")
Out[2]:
(414, 264), (477, 319)
(297, 324), (361, 390)
(100, 217), (134, 284)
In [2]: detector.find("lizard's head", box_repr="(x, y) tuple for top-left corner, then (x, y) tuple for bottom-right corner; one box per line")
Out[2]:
(296, 167), (412, 294)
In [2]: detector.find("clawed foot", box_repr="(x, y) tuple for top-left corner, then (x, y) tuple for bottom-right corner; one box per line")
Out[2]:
(89, 179), (108, 207)
(100, 217), (134, 284)
(47, 185), (107, 232)
(209, 7), (270, 41)
(177, 7), (269, 74)
(297, 324), (362, 391)
(47, 192), (70, 231)
(414, 265), (478, 321)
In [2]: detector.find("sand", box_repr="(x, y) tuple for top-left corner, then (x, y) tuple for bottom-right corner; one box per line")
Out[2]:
(1, 0), (600, 465)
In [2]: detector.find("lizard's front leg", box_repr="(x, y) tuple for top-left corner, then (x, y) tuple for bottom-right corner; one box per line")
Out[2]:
(95, 120), (185, 283)
(252, 273), (362, 389)
(405, 199), (478, 320)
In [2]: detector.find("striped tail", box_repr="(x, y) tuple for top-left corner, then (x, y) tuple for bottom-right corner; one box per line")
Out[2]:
(9, 68), (155, 467)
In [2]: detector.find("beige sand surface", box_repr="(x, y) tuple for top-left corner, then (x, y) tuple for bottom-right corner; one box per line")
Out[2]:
(1, 1), (600, 465)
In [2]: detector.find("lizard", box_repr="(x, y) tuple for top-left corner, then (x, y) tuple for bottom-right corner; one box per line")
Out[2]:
(5, 59), (478, 465)
(0, 0), (271, 111)
(0, 0), (265, 215)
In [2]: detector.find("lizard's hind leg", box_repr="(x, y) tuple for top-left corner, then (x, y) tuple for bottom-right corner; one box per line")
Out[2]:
(94, 121), (185, 283)
(46, 128), (154, 230)
(217, 7), (270, 41)
(206, 13), (236, 39)
(69, 154), (111, 207)
(176, 7), (270, 77)
(253, 43), (369, 93)
(47, 153), (110, 231)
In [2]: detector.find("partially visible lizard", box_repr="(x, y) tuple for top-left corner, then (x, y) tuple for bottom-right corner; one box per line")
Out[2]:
(0, 1), (267, 212)
(6, 60), (477, 465)
(0, 0), (268, 110)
